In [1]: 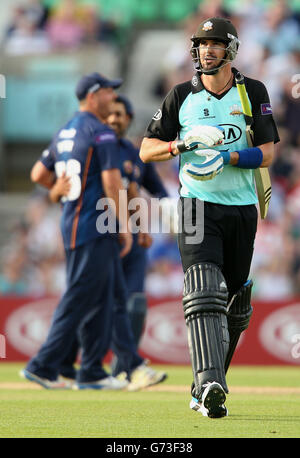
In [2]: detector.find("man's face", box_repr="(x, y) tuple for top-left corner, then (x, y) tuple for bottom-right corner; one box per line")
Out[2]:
(199, 39), (227, 72)
(91, 87), (117, 120)
(107, 101), (131, 138)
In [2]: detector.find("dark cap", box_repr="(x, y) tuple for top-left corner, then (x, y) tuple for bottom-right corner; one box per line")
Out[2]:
(75, 72), (123, 100)
(192, 17), (238, 45)
(116, 94), (134, 118)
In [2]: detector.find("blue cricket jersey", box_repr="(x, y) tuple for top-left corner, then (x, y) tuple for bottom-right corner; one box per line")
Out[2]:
(118, 137), (136, 190)
(118, 137), (168, 197)
(40, 111), (121, 250)
(144, 68), (280, 206)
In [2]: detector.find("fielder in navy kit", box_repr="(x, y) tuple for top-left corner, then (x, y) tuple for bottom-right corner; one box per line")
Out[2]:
(21, 72), (132, 390)
(59, 95), (168, 390)
(107, 95), (169, 377)
(140, 17), (280, 416)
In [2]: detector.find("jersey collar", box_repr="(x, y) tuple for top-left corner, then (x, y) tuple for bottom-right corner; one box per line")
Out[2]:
(191, 68), (239, 94)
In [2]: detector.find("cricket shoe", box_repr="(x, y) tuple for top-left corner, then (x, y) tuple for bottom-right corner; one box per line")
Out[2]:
(20, 369), (72, 389)
(73, 375), (128, 390)
(127, 362), (167, 391)
(190, 382), (228, 418)
(58, 374), (76, 388)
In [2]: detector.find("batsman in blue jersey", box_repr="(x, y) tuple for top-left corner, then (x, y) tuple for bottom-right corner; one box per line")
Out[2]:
(140, 17), (280, 417)
(20, 72), (133, 390)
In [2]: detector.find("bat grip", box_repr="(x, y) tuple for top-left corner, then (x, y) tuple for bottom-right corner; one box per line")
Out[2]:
(235, 72), (244, 85)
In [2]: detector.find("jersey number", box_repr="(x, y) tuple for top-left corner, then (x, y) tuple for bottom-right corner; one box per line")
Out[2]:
(55, 159), (81, 202)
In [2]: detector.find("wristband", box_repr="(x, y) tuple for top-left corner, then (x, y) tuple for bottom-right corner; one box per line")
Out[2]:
(235, 147), (263, 169)
(220, 150), (231, 165)
(168, 141), (176, 157)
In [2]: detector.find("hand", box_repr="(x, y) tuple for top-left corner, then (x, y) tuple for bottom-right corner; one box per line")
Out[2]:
(182, 149), (224, 181)
(137, 232), (153, 248)
(179, 125), (224, 152)
(49, 172), (71, 202)
(55, 172), (71, 196)
(119, 231), (133, 258)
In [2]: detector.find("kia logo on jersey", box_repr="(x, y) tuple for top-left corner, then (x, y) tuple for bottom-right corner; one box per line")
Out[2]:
(218, 123), (242, 145)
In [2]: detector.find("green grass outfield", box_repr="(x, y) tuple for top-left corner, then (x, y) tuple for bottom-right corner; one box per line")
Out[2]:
(0, 363), (299, 439)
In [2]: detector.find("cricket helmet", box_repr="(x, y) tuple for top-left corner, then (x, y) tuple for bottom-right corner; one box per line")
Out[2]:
(190, 17), (240, 74)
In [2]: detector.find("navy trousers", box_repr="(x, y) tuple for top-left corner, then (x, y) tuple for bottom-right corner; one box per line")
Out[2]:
(26, 236), (116, 382)
(60, 238), (145, 379)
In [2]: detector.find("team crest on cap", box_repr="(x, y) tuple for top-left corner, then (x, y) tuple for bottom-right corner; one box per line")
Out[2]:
(202, 21), (213, 31)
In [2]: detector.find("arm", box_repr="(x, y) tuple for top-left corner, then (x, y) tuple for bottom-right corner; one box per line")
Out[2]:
(31, 160), (55, 189)
(127, 180), (153, 248)
(140, 137), (178, 163)
(228, 141), (275, 168)
(49, 172), (71, 203)
(102, 168), (133, 257)
(140, 126), (224, 164)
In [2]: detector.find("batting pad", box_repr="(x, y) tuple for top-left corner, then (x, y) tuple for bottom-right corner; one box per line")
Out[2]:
(183, 263), (229, 397)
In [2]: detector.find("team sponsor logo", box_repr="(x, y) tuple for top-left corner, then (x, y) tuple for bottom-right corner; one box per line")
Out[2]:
(95, 132), (116, 143)
(218, 123), (242, 144)
(152, 109), (162, 121)
(260, 103), (272, 115)
(198, 109), (216, 120)
(202, 21), (213, 31)
(140, 302), (190, 364)
(123, 160), (133, 174)
(259, 304), (300, 364)
(229, 104), (243, 116)
(4, 299), (57, 357)
(191, 75), (198, 87)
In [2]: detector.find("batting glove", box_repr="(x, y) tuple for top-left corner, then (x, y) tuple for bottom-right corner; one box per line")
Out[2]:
(182, 149), (224, 181)
(177, 125), (224, 153)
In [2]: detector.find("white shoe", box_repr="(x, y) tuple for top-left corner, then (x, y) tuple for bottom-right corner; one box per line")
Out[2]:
(73, 375), (128, 390)
(190, 382), (228, 418)
(127, 362), (167, 391)
(20, 369), (72, 389)
(190, 397), (209, 416)
(58, 375), (76, 388)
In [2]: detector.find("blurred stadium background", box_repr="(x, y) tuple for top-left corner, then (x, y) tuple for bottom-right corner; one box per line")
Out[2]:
(0, 0), (300, 366)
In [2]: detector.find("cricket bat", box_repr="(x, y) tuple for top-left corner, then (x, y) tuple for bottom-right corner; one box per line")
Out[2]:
(235, 72), (272, 219)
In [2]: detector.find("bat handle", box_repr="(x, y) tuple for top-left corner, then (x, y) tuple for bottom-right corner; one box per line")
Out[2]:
(235, 72), (244, 85)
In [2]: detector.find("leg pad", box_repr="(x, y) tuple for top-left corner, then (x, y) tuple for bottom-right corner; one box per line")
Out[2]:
(225, 280), (253, 373)
(183, 263), (229, 397)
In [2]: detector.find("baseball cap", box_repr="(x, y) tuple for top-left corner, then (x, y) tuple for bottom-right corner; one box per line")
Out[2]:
(75, 72), (123, 100)
(116, 94), (134, 118)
